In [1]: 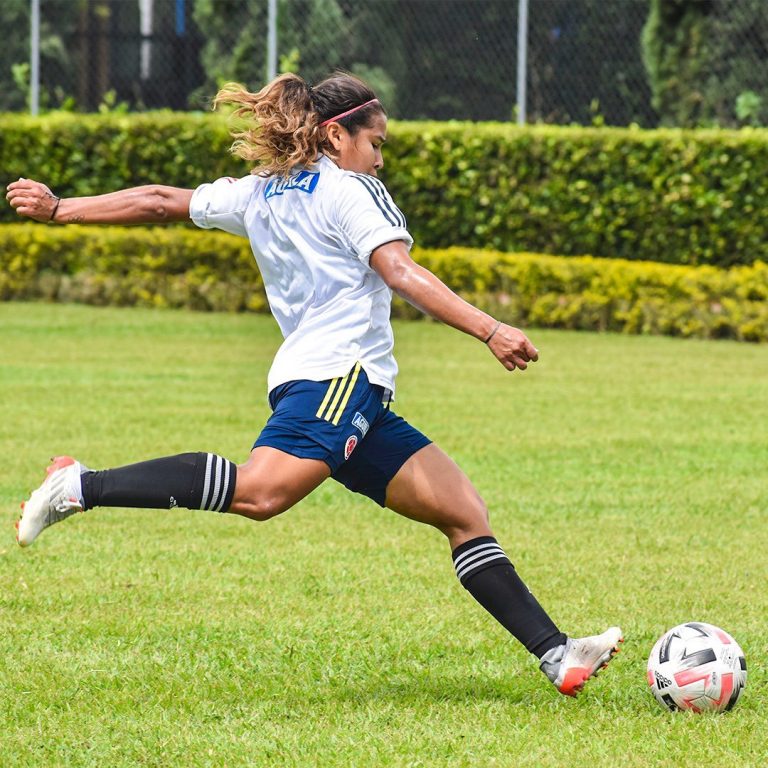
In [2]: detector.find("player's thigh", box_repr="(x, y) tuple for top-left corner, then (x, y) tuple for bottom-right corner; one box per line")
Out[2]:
(231, 446), (330, 520)
(384, 443), (491, 543)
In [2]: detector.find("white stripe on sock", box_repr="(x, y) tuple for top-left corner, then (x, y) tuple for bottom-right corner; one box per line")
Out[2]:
(453, 542), (506, 572)
(214, 459), (231, 512)
(200, 453), (214, 510)
(455, 552), (509, 582)
(207, 455), (223, 511)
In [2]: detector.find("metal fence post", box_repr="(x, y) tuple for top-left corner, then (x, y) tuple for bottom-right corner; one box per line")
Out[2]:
(30, 0), (40, 115)
(267, 0), (278, 81)
(516, 0), (528, 125)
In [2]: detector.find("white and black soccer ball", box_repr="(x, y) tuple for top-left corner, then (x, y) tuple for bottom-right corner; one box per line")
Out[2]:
(647, 622), (747, 713)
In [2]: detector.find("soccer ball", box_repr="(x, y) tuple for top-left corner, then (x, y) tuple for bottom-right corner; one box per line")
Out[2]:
(647, 622), (747, 713)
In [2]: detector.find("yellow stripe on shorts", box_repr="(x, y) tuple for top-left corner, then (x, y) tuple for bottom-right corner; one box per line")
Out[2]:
(316, 376), (342, 420)
(315, 363), (362, 423)
(330, 362), (361, 425)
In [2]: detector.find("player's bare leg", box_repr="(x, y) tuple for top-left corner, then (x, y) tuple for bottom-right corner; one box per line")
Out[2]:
(228, 446), (330, 520)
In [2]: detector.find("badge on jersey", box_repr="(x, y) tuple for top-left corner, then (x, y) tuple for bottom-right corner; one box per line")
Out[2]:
(264, 170), (320, 199)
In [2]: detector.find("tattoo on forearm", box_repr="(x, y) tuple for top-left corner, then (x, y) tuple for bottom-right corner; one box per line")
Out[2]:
(67, 214), (84, 222)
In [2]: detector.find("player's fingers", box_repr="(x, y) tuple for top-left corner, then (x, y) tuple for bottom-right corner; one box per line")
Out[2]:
(6, 178), (33, 193)
(8, 193), (33, 209)
(526, 340), (539, 362)
(11, 200), (45, 219)
(7, 187), (35, 202)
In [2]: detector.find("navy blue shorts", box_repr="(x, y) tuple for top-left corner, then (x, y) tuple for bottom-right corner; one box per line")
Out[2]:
(253, 363), (431, 506)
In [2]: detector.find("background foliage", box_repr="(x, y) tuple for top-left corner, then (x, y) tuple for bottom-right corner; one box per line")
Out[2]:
(2, 224), (766, 342)
(2, 113), (768, 266)
(2, 0), (766, 127)
(642, 0), (768, 127)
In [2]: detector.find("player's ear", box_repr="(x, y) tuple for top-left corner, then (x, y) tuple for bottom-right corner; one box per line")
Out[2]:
(324, 122), (345, 153)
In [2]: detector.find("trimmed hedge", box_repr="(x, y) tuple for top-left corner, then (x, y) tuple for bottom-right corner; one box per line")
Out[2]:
(1, 223), (766, 342)
(2, 113), (768, 266)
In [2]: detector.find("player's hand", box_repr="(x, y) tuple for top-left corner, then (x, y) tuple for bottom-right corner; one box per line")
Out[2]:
(487, 323), (539, 371)
(6, 178), (59, 222)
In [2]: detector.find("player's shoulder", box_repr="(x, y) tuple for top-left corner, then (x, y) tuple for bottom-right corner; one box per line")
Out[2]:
(202, 173), (263, 196)
(314, 156), (388, 193)
(343, 169), (391, 192)
(334, 169), (397, 209)
(206, 173), (259, 185)
(340, 171), (405, 226)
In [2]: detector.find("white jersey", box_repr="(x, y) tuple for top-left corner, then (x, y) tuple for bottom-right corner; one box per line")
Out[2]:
(189, 155), (412, 396)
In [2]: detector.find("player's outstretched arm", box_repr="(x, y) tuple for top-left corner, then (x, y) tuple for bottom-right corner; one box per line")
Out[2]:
(370, 240), (539, 371)
(5, 178), (193, 225)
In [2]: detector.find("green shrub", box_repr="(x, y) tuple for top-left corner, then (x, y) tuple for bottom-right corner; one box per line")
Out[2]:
(0, 223), (265, 313)
(1, 223), (766, 341)
(2, 114), (768, 267)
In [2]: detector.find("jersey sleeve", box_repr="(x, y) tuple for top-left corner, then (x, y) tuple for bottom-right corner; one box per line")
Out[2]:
(189, 176), (258, 238)
(333, 174), (413, 265)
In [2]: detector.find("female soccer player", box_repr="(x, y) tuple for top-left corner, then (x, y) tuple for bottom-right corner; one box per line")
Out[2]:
(7, 72), (621, 697)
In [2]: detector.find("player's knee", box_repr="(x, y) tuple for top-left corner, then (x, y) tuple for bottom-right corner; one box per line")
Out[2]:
(231, 468), (291, 521)
(438, 497), (491, 542)
(248, 495), (286, 521)
(233, 492), (289, 521)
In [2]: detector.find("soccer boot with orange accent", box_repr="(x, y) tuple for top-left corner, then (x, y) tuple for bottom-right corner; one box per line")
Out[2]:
(539, 626), (624, 697)
(17, 456), (86, 547)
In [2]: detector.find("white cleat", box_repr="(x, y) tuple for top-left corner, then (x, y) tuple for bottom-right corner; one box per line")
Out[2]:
(17, 456), (85, 547)
(540, 626), (624, 697)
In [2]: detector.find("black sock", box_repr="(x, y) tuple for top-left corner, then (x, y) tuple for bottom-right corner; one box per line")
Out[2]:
(81, 452), (237, 512)
(452, 536), (566, 658)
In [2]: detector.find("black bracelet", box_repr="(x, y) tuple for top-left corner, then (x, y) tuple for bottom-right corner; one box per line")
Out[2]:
(48, 196), (61, 222)
(484, 320), (501, 344)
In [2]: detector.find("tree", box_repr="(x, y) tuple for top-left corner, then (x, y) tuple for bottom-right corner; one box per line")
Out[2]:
(642, 0), (713, 126)
(528, 0), (655, 126)
(642, 0), (768, 126)
(191, 0), (347, 107)
(0, 0), (81, 112)
(0, 0), (32, 111)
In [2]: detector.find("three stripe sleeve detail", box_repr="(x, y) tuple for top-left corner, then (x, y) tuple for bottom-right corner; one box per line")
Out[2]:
(352, 174), (407, 228)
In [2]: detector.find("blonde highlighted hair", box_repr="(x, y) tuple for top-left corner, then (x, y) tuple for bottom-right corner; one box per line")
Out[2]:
(214, 72), (384, 178)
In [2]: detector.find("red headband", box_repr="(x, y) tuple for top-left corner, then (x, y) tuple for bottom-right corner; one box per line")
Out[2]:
(319, 98), (379, 127)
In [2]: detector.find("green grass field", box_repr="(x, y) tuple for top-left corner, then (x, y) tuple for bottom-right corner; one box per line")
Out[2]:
(2, 303), (767, 767)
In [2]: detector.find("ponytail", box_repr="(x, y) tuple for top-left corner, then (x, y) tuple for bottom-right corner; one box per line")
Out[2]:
(214, 71), (384, 178)
(215, 74), (319, 178)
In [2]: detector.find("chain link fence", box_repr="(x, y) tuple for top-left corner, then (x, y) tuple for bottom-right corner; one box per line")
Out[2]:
(1, 0), (766, 127)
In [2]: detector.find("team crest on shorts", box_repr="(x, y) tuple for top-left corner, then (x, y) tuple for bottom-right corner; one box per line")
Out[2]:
(344, 435), (358, 460)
